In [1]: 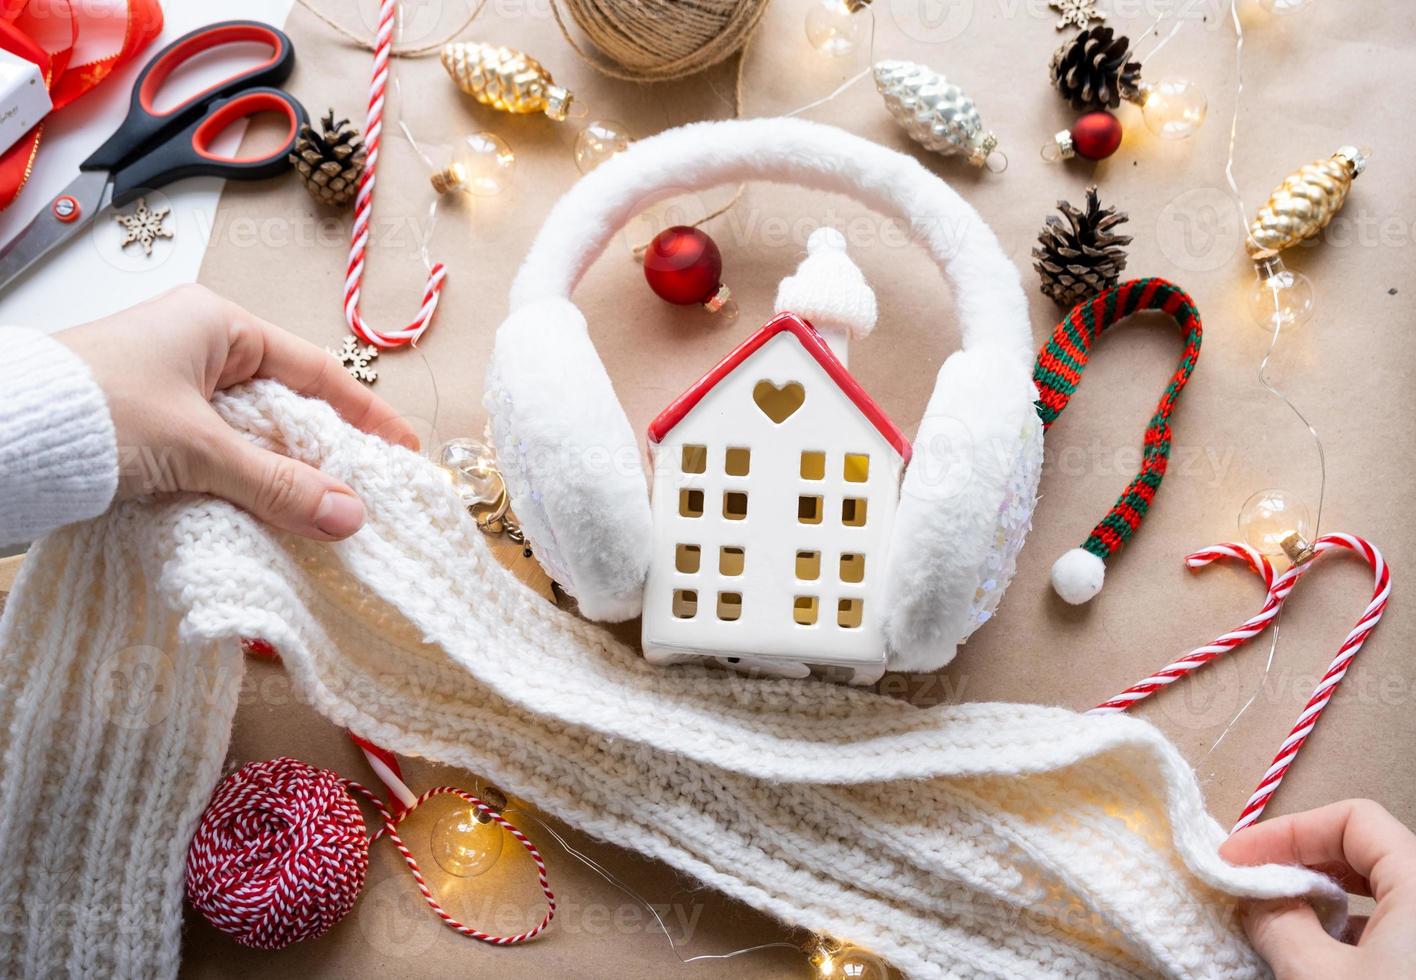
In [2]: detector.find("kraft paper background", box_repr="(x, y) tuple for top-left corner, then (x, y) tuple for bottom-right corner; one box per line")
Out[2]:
(12, 0), (1414, 976)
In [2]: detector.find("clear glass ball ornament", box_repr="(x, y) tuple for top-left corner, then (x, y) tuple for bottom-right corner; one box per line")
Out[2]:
(804, 0), (863, 57)
(1238, 488), (1313, 557)
(1140, 79), (1207, 140)
(573, 119), (632, 174)
(430, 806), (504, 877)
(439, 132), (515, 196)
(1248, 263), (1315, 333)
(438, 438), (501, 506)
(1258, 0), (1315, 13)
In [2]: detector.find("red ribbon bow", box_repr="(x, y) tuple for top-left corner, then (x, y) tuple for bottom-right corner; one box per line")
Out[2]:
(0, 0), (163, 212)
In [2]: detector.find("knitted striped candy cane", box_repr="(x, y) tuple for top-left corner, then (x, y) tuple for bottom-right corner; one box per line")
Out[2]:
(1091, 534), (1391, 833)
(1036, 279), (1204, 604)
(344, 0), (448, 348)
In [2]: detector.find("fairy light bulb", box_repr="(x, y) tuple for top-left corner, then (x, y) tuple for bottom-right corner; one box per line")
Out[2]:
(804, 0), (866, 57)
(574, 119), (632, 174)
(1248, 256), (1315, 332)
(1238, 488), (1314, 563)
(430, 806), (504, 877)
(431, 132), (515, 196)
(1138, 79), (1207, 140)
(809, 939), (888, 980)
(1258, 0), (1315, 12)
(438, 438), (501, 507)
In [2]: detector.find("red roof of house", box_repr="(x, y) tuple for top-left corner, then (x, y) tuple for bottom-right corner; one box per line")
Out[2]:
(647, 313), (912, 462)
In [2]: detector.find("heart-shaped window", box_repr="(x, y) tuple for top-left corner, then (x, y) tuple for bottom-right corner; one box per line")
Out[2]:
(753, 380), (805, 424)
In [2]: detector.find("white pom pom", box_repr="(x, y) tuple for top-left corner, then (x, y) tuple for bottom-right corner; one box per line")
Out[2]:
(1051, 548), (1106, 605)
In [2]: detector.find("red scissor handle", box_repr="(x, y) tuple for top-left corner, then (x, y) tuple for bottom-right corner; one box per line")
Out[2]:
(82, 20), (295, 175)
(108, 88), (306, 206)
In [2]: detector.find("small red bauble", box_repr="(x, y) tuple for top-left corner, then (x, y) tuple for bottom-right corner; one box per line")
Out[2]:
(1071, 111), (1123, 161)
(643, 225), (726, 307)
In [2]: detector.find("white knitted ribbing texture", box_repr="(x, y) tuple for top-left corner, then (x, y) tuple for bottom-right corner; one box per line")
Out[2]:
(0, 327), (117, 547)
(0, 383), (1346, 979)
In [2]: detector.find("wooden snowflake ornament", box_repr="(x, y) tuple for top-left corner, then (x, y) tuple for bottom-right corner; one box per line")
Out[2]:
(114, 197), (174, 256)
(328, 334), (379, 384)
(1049, 0), (1105, 29)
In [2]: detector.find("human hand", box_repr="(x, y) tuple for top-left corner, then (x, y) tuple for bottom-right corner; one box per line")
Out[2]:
(57, 284), (418, 541)
(1220, 799), (1416, 978)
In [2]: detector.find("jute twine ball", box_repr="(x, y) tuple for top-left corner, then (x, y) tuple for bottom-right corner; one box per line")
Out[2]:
(553, 0), (771, 81)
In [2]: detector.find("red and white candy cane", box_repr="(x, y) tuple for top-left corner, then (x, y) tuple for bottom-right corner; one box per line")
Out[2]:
(1091, 543), (1278, 714)
(344, 0), (447, 348)
(1091, 534), (1391, 834)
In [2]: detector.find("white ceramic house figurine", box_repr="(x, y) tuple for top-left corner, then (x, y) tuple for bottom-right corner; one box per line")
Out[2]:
(641, 229), (908, 684)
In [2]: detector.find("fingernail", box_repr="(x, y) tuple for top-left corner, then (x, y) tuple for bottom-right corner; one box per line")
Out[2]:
(315, 490), (365, 538)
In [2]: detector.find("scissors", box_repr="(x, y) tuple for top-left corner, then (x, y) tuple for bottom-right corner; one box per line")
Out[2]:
(0, 20), (307, 293)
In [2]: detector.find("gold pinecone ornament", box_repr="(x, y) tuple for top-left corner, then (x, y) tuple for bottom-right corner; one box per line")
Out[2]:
(1247, 146), (1366, 260)
(1033, 185), (1132, 307)
(441, 42), (574, 120)
(290, 111), (366, 207)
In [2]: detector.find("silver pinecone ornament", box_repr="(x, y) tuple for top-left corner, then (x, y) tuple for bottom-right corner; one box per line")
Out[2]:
(873, 60), (1001, 169)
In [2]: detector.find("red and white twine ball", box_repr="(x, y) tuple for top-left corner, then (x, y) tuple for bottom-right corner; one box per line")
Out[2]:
(186, 758), (369, 950)
(187, 756), (557, 949)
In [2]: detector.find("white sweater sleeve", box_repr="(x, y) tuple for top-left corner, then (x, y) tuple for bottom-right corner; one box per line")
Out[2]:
(0, 327), (118, 546)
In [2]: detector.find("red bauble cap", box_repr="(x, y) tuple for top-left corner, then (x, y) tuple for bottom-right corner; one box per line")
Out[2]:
(643, 226), (725, 306)
(1071, 111), (1124, 162)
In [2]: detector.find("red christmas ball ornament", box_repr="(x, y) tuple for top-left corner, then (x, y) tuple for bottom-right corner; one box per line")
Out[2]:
(643, 225), (733, 312)
(1071, 111), (1124, 161)
(1043, 110), (1124, 163)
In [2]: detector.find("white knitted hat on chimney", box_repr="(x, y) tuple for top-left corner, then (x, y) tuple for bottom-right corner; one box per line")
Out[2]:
(773, 226), (878, 340)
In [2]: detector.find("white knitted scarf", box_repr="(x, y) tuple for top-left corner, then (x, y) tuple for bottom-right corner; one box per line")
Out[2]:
(0, 382), (1346, 979)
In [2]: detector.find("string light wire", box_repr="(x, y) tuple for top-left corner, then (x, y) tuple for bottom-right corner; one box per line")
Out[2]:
(505, 808), (802, 966)
(1201, 0), (1329, 765)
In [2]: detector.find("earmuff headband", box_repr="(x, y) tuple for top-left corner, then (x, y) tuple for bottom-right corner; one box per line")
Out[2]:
(509, 117), (1032, 363)
(491, 118), (1042, 672)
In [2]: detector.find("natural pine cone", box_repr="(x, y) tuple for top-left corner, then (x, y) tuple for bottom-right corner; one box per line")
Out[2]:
(1049, 27), (1142, 111)
(290, 110), (366, 208)
(1032, 185), (1133, 308)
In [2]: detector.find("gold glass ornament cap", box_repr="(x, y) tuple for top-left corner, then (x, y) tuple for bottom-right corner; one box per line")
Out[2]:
(542, 85), (574, 121)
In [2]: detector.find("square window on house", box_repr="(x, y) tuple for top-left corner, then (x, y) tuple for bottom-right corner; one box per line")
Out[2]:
(720, 546), (745, 576)
(673, 589), (698, 619)
(837, 597), (864, 629)
(798, 495), (823, 525)
(682, 445), (708, 474)
(840, 552), (865, 583)
(800, 450), (826, 481)
(717, 592), (743, 621)
(675, 544), (701, 574)
(793, 595), (819, 626)
(843, 453), (870, 483)
(723, 491), (749, 520)
(725, 447), (751, 477)
(679, 489), (704, 518)
(841, 497), (867, 527)
(795, 550), (820, 580)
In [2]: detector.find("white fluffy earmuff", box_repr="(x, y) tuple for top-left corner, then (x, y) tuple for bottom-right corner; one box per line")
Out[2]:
(486, 117), (1042, 671)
